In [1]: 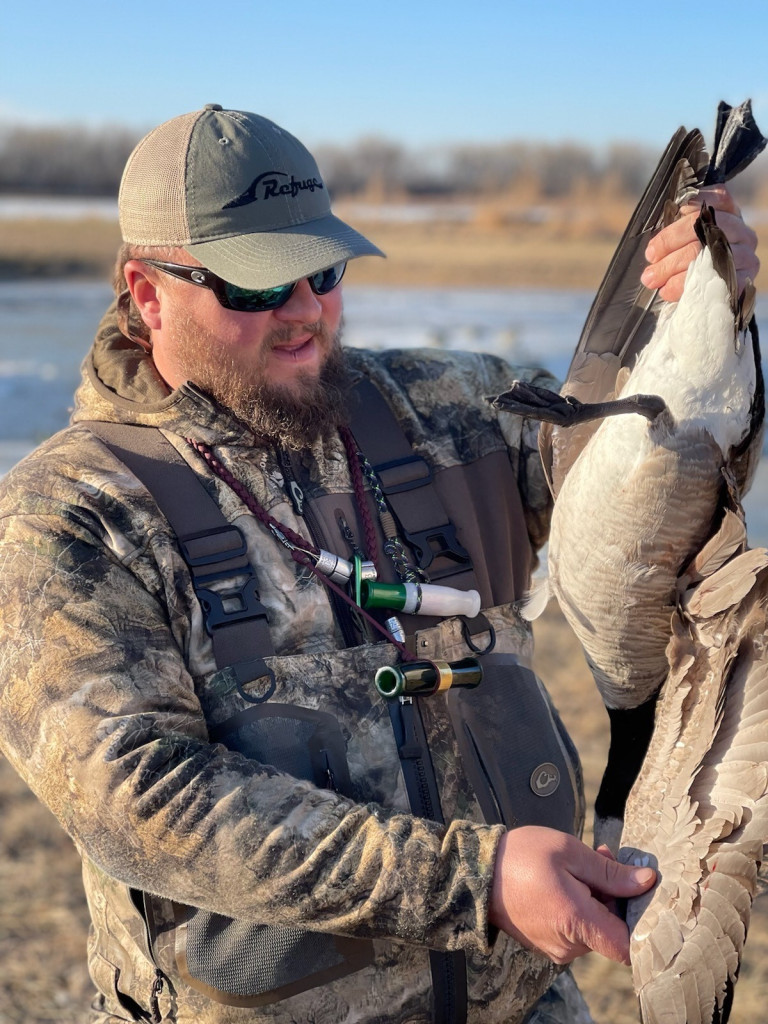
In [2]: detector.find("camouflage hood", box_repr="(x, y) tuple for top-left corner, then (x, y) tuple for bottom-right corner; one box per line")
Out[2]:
(72, 299), (265, 445)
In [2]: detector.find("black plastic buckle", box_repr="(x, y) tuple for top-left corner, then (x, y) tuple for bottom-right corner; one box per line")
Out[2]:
(373, 454), (433, 495)
(196, 575), (266, 633)
(179, 525), (248, 580)
(462, 618), (497, 655)
(402, 523), (472, 578)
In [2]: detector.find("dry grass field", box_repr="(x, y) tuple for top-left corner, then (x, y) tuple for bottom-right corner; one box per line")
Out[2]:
(1, 204), (768, 1021)
(0, 195), (630, 290)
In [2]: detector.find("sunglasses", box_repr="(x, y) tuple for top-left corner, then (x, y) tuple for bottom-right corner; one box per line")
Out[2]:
(140, 259), (347, 313)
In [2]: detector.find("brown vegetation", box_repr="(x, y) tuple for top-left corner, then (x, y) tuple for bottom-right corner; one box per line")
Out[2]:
(0, 217), (121, 279)
(0, 161), (762, 287)
(0, 198), (631, 290)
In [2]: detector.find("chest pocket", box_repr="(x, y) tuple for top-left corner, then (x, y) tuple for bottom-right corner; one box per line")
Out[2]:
(446, 654), (583, 836)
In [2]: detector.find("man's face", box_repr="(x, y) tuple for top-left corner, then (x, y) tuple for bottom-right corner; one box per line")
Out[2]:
(145, 263), (349, 448)
(151, 267), (344, 394)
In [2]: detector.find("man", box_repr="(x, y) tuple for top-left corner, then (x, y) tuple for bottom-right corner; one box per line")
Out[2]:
(0, 104), (758, 1024)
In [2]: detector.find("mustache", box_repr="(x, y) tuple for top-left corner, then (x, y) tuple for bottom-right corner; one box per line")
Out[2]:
(265, 321), (328, 348)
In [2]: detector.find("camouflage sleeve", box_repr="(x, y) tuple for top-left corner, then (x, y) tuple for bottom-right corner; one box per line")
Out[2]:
(0, 497), (503, 956)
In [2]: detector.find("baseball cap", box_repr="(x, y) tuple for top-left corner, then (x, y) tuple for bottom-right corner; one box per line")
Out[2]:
(119, 103), (384, 289)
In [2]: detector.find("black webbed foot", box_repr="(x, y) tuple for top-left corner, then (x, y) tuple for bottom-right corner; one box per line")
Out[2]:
(489, 380), (667, 426)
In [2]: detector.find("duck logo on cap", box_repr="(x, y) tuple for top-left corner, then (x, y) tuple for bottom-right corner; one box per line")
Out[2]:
(223, 170), (325, 209)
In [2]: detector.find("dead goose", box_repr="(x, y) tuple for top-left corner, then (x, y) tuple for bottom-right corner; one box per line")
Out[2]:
(545, 211), (768, 1023)
(492, 102), (768, 1023)
(493, 100), (766, 852)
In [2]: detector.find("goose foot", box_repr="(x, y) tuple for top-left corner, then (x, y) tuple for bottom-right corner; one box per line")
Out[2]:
(490, 380), (667, 426)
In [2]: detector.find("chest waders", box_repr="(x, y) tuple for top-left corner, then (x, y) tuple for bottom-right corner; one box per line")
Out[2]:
(86, 376), (582, 1023)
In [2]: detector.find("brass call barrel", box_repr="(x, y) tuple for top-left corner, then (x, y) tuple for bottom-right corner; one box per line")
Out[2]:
(375, 657), (483, 698)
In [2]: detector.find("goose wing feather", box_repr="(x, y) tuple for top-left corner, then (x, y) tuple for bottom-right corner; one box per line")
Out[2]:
(620, 553), (768, 1024)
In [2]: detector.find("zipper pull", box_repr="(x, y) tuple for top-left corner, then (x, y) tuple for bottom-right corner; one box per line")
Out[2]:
(150, 969), (165, 1023)
(396, 696), (423, 759)
(287, 479), (305, 517)
(277, 449), (306, 517)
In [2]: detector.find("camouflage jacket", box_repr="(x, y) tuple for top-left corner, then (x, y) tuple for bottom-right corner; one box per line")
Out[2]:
(0, 307), (588, 1024)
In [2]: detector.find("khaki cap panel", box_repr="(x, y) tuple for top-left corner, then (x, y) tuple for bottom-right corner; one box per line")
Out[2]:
(119, 109), (197, 245)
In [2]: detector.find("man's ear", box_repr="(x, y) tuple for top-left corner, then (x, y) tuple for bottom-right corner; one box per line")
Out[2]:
(124, 260), (163, 332)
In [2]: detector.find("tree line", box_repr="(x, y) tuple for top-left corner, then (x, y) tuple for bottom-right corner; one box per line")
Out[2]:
(1, 124), (766, 202)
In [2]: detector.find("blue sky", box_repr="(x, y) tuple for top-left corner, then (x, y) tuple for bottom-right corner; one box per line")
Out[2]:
(5, 0), (768, 150)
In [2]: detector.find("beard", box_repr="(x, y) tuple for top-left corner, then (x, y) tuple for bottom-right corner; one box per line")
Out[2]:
(167, 314), (352, 450)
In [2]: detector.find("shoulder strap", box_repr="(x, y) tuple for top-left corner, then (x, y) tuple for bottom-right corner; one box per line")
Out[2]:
(348, 377), (473, 583)
(347, 376), (493, 648)
(85, 422), (274, 698)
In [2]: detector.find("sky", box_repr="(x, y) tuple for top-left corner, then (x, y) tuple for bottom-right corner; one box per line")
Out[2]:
(4, 0), (768, 151)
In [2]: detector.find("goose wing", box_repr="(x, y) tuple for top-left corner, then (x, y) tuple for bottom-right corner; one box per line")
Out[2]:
(619, 515), (768, 1024)
(541, 99), (766, 497)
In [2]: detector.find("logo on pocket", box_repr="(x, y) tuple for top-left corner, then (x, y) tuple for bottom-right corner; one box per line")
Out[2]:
(530, 762), (560, 797)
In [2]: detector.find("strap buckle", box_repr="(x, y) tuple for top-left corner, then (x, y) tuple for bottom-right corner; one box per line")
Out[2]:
(196, 575), (266, 633)
(179, 525), (248, 582)
(373, 454), (433, 495)
(178, 525), (269, 634)
(401, 523), (472, 579)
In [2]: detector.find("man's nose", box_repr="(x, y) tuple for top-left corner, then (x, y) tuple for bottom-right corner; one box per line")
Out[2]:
(273, 277), (323, 321)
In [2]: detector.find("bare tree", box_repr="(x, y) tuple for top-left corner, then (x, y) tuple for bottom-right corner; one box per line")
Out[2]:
(1, 124), (765, 203)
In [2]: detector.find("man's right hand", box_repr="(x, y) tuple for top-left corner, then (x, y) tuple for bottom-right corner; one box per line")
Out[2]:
(489, 826), (656, 965)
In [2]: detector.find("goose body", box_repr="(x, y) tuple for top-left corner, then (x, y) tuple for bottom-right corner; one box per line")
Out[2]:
(549, 211), (757, 709)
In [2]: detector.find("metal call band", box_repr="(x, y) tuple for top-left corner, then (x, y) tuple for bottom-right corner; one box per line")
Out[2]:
(374, 657), (483, 698)
(313, 552), (377, 585)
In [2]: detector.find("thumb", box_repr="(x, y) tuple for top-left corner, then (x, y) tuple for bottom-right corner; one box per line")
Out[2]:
(574, 845), (656, 900)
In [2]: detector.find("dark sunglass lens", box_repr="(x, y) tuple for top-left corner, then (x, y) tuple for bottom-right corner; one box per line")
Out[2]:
(310, 262), (347, 295)
(224, 281), (293, 312)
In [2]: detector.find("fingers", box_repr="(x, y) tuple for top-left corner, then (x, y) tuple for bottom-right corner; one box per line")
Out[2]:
(573, 888), (633, 965)
(644, 239), (760, 301)
(594, 844), (617, 860)
(645, 209), (757, 265)
(592, 844), (619, 909)
(642, 194), (760, 300)
(688, 184), (742, 216)
(559, 848), (655, 965)
(489, 827), (656, 966)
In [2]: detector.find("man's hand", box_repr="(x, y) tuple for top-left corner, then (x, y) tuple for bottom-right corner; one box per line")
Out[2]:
(641, 185), (759, 301)
(489, 826), (656, 966)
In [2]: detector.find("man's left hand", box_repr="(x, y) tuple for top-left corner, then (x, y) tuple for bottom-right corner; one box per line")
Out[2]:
(641, 185), (759, 301)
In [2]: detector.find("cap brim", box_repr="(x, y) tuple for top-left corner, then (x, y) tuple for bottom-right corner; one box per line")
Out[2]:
(183, 212), (384, 289)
